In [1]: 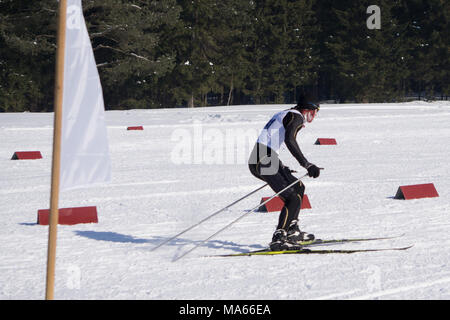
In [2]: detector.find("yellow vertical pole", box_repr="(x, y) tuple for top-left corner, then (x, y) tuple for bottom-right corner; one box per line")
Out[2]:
(45, 0), (67, 300)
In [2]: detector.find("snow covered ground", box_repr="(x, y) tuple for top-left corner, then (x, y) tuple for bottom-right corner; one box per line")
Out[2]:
(1, 101), (449, 300)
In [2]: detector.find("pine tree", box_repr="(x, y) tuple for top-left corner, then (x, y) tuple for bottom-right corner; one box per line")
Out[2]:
(0, 0), (57, 112)
(210, 0), (253, 105)
(159, 0), (219, 108)
(285, 0), (319, 102)
(316, 0), (448, 102)
(0, 0), (181, 112)
(318, 1), (398, 102)
(395, 0), (449, 99)
(84, 0), (181, 109)
(245, 0), (318, 104)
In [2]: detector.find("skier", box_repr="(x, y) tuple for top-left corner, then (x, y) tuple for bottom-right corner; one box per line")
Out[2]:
(248, 93), (321, 251)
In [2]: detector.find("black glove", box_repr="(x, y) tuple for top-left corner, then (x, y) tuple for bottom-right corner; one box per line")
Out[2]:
(307, 164), (320, 178)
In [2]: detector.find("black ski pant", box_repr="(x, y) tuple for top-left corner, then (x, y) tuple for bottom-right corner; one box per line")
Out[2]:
(248, 143), (305, 231)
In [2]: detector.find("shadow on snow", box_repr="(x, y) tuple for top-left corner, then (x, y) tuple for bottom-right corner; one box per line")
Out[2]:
(73, 230), (264, 253)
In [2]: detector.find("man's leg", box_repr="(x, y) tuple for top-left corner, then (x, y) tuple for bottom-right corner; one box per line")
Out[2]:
(258, 159), (306, 250)
(279, 166), (314, 242)
(279, 165), (305, 225)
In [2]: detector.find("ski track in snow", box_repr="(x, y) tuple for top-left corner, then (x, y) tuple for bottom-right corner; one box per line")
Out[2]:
(0, 101), (449, 300)
(348, 275), (450, 300)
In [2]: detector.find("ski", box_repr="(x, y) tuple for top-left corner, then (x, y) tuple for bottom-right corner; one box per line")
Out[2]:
(243, 234), (405, 254)
(212, 245), (413, 257)
(299, 234), (405, 247)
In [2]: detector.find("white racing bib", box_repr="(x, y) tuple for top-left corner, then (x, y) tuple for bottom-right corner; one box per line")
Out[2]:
(257, 109), (302, 151)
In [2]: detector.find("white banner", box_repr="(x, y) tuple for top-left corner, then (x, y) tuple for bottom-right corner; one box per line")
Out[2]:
(60, 0), (111, 191)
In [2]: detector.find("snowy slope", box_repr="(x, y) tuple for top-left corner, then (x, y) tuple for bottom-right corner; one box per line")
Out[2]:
(1, 101), (449, 299)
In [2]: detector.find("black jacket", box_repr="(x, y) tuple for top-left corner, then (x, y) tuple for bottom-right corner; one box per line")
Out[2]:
(282, 110), (311, 168)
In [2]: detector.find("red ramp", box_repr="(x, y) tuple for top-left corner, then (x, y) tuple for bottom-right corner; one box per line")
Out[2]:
(315, 138), (337, 145)
(37, 206), (98, 225)
(394, 183), (439, 200)
(258, 195), (311, 212)
(11, 151), (42, 160)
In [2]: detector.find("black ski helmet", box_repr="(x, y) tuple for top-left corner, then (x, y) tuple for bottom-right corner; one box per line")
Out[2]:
(296, 92), (320, 111)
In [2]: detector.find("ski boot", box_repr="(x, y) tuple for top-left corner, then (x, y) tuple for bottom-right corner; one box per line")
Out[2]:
(269, 229), (303, 251)
(287, 220), (315, 244)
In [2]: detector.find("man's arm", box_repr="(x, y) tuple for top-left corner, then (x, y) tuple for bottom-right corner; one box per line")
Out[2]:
(283, 112), (311, 168)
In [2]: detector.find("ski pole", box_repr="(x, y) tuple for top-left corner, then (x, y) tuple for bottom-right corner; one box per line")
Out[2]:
(151, 183), (269, 251)
(173, 172), (309, 262)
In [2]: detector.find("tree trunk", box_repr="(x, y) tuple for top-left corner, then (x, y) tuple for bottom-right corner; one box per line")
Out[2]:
(227, 75), (234, 106)
(188, 94), (194, 108)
